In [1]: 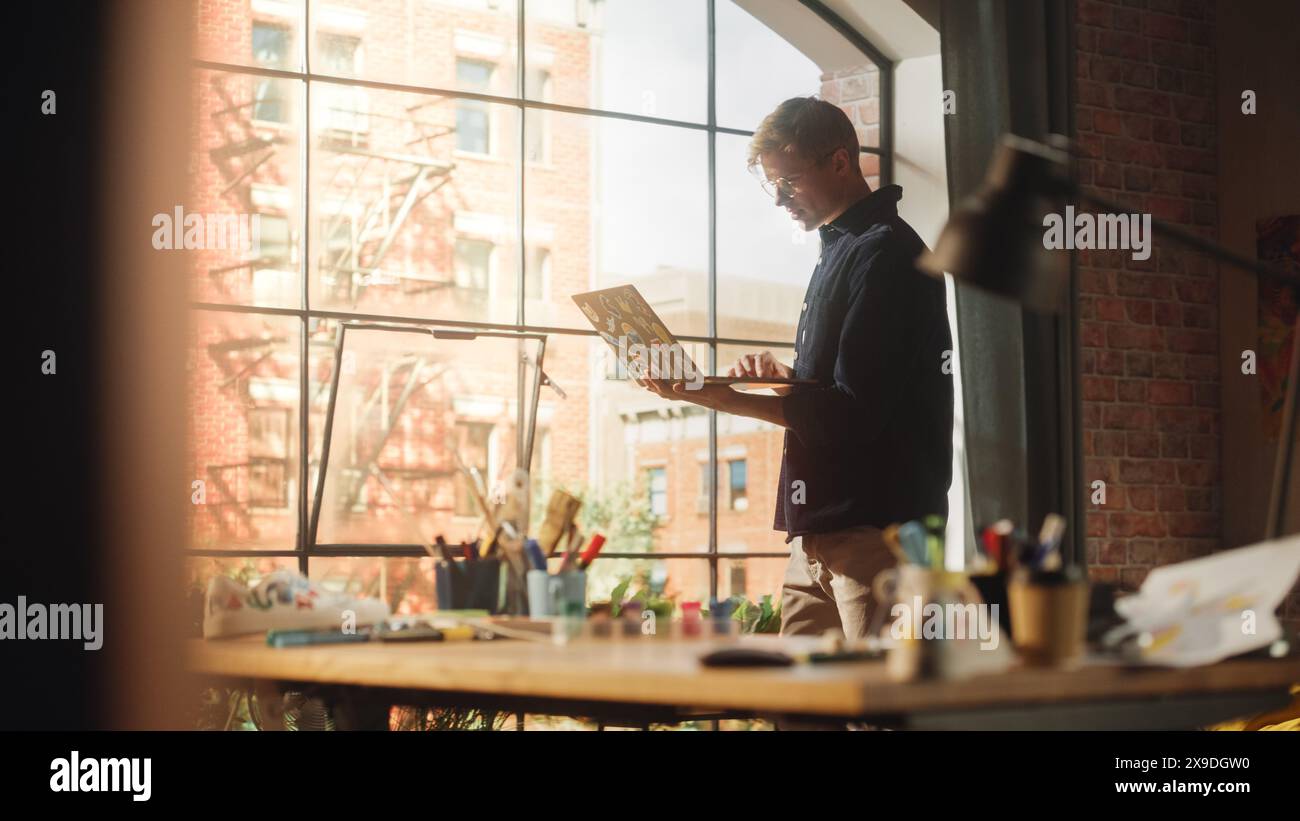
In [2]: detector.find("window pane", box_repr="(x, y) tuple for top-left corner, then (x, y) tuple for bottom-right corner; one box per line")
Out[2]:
(308, 82), (519, 324)
(311, 324), (530, 547)
(191, 69), (303, 308)
(524, 69), (551, 163)
(711, 344), (794, 555)
(716, 132), (818, 342)
(310, 556), (440, 615)
(526, 0), (707, 123)
(728, 458), (748, 511)
(194, 0), (303, 72)
(188, 311), (301, 550)
(524, 115), (708, 332)
(716, 0), (882, 150)
(718, 557), (788, 606)
(306, 0), (519, 96)
(527, 335), (709, 555)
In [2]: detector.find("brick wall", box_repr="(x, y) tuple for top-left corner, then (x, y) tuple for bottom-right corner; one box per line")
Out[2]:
(1075, 0), (1222, 590)
(819, 63), (882, 189)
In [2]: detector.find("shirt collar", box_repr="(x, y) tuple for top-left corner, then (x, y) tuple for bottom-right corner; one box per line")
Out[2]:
(818, 184), (903, 241)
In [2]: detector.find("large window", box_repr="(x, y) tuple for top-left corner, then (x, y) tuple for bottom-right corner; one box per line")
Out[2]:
(190, 0), (892, 613)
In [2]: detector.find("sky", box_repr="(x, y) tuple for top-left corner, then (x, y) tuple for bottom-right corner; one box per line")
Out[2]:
(592, 0), (827, 285)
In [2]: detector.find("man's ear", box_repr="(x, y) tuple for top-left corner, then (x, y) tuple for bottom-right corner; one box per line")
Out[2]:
(832, 146), (853, 177)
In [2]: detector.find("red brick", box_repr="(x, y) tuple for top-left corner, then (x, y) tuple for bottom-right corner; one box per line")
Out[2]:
(1128, 486), (1157, 511)
(1098, 31), (1148, 61)
(1178, 461), (1217, 486)
(1168, 513), (1217, 537)
(1097, 350), (1126, 374)
(1103, 405), (1152, 430)
(1128, 432), (1160, 457)
(1157, 486), (1185, 511)
(1078, 0), (1113, 27)
(1120, 459), (1178, 484)
(1126, 351), (1153, 376)
(1144, 12), (1189, 41)
(1084, 376), (1117, 401)
(1110, 513), (1167, 538)
(1148, 380), (1193, 405)
(1117, 378), (1148, 403)
(1094, 109), (1125, 134)
(1099, 540), (1128, 564)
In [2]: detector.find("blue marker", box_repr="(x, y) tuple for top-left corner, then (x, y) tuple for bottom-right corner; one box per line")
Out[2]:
(525, 538), (547, 572)
(898, 521), (929, 565)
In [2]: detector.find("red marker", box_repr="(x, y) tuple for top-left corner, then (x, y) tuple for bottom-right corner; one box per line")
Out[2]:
(577, 533), (606, 570)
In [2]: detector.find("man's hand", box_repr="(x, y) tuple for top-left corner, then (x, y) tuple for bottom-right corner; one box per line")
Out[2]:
(729, 350), (795, 396)
(641, 379), (740, 412)
(638, 378), (789, 429)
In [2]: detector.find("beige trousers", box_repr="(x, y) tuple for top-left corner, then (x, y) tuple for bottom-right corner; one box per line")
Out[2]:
(779, 524), (897, 640)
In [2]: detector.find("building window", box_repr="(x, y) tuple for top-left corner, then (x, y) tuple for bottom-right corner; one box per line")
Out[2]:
(527, 247), (550, 300)
(728, 459), (748, 511)
(318, 33), (360, 75)
(248, 407), (291, 508)
(453, 421), (493, 517)
(257, 214), (291, 264)
(318, 34), (368, 137)
(646, 467), (667, 518)
(697, 462), (711, 515)
(454, 237), (493, 295)
(456, 59), (494, 154)
(252, 22), (292, 123)
(525, 68), (551, 163)
(729, 563), (747, 598)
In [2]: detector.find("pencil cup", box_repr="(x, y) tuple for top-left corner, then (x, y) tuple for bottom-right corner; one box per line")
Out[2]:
(1007, 566), (1089, 668)
(548, 571), (586, 644)
(526, 570), (551, 617)
(435, 558), (502, 613)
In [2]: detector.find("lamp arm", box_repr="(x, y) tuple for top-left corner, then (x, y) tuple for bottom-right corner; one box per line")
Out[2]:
(1073, 188), (1283, 282)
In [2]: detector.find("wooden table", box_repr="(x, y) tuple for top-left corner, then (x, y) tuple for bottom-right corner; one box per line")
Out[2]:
(187, 633), (1300, 730)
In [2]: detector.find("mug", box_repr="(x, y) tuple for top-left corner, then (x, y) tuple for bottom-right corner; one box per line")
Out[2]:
(872, 566), (988, 682)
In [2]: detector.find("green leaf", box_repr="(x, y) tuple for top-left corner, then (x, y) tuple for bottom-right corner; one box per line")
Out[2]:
(609, 577), (632, 618)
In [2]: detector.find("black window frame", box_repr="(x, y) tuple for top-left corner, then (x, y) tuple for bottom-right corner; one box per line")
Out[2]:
(190, 0), (895, 605)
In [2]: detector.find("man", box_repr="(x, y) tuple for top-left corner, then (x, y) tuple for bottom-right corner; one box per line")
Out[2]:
(643, 96), (952, 640)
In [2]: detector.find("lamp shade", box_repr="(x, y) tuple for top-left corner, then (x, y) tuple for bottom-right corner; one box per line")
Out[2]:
(918, 134), (1073, 313)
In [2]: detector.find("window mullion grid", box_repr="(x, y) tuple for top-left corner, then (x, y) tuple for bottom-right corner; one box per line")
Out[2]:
(297, 0), (312, 577)
(516, 0), (528, 472)
(706, 0), (719, 603)
(202, 1), (900, 577)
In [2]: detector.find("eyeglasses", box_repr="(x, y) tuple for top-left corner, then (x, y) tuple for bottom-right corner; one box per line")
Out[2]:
(753, 149), (841, 200)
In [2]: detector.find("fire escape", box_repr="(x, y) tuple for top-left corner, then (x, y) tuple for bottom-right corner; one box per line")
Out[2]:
(203, 74), (460, 544)
(202, 74), (469, 545)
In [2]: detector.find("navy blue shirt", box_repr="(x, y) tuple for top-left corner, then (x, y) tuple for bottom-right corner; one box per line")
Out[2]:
(774, 185), (953, 541)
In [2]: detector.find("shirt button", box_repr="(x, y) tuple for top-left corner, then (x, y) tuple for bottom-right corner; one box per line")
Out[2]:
(792, 351), (798, 360)
(802, 302), (808, 312)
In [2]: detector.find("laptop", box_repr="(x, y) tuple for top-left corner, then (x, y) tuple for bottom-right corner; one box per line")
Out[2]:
(572, 284), (815, 391)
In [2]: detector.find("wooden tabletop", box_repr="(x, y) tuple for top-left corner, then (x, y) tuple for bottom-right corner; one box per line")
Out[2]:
(188, 633), (1300, 718)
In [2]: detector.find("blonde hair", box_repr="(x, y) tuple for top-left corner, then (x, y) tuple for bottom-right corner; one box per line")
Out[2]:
(747, 96), (859, 171)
